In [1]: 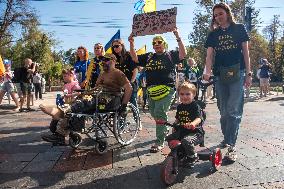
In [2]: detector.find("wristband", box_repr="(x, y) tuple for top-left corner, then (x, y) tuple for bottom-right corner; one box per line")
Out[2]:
(176, 38), (181, 42)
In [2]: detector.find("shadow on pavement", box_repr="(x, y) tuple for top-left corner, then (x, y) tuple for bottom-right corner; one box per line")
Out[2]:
(265, 96), (284, 101)
(62, 164), (166, 189)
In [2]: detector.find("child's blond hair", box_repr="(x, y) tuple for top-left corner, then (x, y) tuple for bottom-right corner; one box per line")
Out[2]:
(178, 81), (197, 97)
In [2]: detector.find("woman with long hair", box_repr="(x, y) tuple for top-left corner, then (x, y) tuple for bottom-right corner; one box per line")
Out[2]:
(111, 39), (141, 130)
(84, 43), (105, 89)
(74, 46), (90, 87)
(203, 3), (252, 162)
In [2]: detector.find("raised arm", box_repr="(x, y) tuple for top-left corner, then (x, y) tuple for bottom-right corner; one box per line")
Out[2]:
(173, 28), (186, 60)
(128, 34), (139, 63)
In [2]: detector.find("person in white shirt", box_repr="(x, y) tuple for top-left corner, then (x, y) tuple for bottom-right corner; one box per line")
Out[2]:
(33, 71), (43, 100)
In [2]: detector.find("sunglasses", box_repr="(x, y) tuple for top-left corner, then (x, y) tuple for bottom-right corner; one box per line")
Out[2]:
(179, 93), (191, 96)
(101, 57), (113, 62)
(112, 45), (121, 49)
(152, 41), (163, 46)
(95, 46), (102, 50)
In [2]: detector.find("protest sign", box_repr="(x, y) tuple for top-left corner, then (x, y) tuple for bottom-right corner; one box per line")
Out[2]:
(132, 7), (177, 37)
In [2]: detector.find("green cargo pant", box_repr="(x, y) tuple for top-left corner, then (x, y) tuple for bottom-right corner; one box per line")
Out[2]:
(148, 88), (175, 146)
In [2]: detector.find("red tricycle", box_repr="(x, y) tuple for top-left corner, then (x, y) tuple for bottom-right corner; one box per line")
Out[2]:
(160, 122), (222, 186)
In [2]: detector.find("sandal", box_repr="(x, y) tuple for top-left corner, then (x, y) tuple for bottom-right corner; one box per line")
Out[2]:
(150, 145), (163, 153)
(27, 108), (36, 112)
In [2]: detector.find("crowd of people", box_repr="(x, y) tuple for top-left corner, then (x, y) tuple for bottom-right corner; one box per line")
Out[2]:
(3, 2), (280, 164)
(0, 57), (47, 112)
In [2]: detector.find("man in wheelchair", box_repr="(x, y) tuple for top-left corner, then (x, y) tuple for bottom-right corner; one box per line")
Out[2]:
(41, 53), (132, 145)
(165, 82), (205, 164)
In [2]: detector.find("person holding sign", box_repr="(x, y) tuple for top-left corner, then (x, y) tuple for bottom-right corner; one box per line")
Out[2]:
(128, 27), (186, 153)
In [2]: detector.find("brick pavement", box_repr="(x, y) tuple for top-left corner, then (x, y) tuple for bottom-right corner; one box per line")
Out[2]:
(0, 92), (284, 188)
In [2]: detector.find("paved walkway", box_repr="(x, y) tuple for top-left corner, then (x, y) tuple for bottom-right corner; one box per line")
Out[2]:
(0, 91), (284, 188)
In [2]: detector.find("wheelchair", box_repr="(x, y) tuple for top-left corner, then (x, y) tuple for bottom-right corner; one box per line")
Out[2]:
(52, 87), (140, 154)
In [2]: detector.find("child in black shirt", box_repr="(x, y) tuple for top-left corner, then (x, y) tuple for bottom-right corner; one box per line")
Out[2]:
(166, 82), (204, 164)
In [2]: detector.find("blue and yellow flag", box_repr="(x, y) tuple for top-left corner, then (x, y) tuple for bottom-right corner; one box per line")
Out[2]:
(134, 0), (156, 14)
(136, 45), (146, 55)
(104, 30), (120, 54)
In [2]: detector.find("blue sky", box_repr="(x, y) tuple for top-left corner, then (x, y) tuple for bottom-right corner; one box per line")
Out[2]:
(29, 0), (284, 52)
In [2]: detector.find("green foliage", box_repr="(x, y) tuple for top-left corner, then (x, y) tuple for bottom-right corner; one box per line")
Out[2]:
(263, 15), (283, 81)
(0, 0), (37, 52)
(249, 30), (269, 73)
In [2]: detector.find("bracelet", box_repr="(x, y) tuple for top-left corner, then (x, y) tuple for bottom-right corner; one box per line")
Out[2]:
(176, 38), (181, 42)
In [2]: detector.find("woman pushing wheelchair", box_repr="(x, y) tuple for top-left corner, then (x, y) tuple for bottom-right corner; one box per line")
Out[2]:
(40, 53), (133, 145)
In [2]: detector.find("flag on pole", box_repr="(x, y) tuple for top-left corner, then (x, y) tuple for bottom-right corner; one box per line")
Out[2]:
(104, 30), (120, 54)
(136, 45), (146, 55)
(143, 0), (156, 13)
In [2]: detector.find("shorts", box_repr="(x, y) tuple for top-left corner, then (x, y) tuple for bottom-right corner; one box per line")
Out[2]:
(0, 81), (17, 93)
(259, 78), (269, 87)
(15, 82), (32, 97)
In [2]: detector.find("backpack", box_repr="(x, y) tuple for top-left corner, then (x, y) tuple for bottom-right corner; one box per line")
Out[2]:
(12, 67), (22, 83)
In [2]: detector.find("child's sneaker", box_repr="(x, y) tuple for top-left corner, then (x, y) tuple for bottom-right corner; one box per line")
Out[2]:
(225, 146), (237, 162)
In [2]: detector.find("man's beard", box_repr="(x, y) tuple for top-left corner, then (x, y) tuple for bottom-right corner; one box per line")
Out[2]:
(103, 64), (110, 72)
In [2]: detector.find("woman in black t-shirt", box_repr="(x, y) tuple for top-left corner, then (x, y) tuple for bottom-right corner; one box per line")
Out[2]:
(203, 3), (252, 162)
(111, 39), (141, 129)
(128, 28), (187, 153)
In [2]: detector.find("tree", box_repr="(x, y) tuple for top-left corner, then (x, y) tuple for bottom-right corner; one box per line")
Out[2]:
(188, 0), (214, 66)
(263, 15), (282, 81)
(249, 30), (269, 76)
(0, 0), (37, 54)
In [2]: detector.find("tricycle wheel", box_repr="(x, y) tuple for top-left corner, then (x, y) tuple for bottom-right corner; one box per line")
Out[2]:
(211, 148), (222, 171)
(161, 156), (178, 185)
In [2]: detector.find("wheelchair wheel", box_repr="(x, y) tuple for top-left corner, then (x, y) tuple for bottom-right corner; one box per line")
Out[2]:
(211, 148), (222, 171)
(161, 156), (178, 186)
(95, 139), (109, 155)
(69, 132), (82, 149)
(113, 102), (139, 146)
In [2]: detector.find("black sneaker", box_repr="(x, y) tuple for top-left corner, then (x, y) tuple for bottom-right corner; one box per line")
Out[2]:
(42, 133), (65, 145)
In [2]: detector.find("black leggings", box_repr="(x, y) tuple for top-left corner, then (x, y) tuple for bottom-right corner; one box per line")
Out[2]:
(166, 128), (204, 157)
